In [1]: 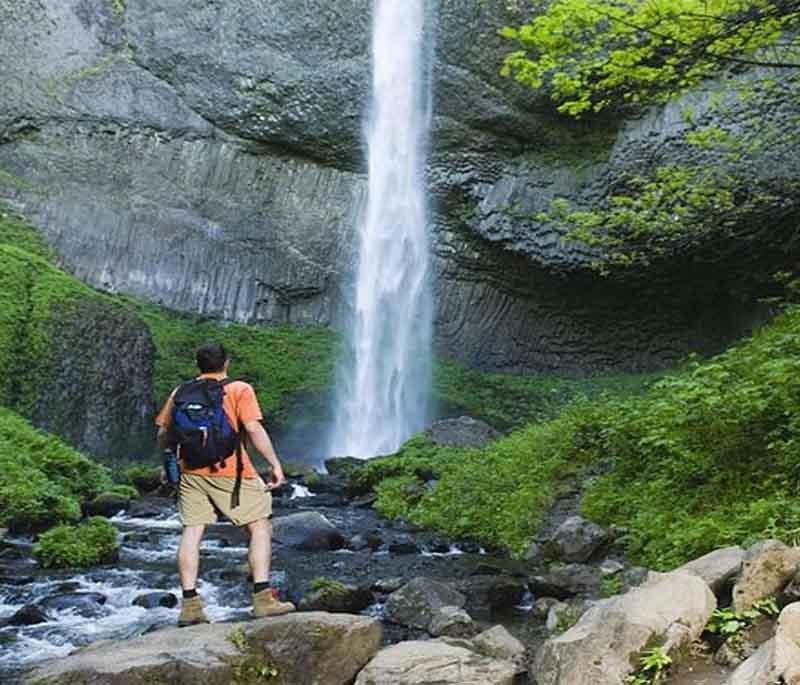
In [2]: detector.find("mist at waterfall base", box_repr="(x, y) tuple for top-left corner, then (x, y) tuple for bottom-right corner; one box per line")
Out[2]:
(327, 0), (434, 461)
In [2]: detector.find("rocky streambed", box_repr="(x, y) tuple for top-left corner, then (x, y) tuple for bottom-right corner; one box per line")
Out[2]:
(5, 462), (800, 684)
(0, 477), (539, 683)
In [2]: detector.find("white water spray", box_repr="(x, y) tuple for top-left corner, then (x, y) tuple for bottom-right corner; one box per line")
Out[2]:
(329, 0), (433, 459)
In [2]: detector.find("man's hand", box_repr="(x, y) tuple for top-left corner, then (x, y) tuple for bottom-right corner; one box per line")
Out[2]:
(266, 468), (287, 491)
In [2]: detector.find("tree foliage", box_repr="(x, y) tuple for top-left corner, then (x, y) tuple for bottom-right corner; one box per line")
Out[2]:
(501, 0), (800, 116)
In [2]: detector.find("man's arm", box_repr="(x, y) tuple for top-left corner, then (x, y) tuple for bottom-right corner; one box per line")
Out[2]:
(157, 426), (173, 451)
(244, 420), (286, 489)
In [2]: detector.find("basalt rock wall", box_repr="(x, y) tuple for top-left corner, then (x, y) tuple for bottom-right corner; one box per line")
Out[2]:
(1, 0), (797, 374)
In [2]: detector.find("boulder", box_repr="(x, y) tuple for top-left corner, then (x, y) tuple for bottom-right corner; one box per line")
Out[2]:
(546, 516), (609, 564)
(426, 417), (499, 449)
(133, 592), (178, 610)
(271, 512), (345, 551)
(299, 583), (374, 614)
(127, 498), (174, 519)
(725, 602), (800, 684)
(372, 578), (405, 594)
(38, 592), (108, 619)
(388, 535), (420, 555)
(384, 578), (466, 632)
(678, 545), (746, 597)
(26, 612), (382, 685)
(529, 563), (602, 599)
(470, 625), (527, 675)
(429, 606), (477, 638)
(83, 492), (131, 518)
(354, 640), (518, 685)
(534, 571), (716, 685)
(457, 575), (526, 613)
(7, 604), (48, 626)
(733, 540), (800, 612)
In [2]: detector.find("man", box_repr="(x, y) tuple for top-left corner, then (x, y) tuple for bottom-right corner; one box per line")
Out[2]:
(156, 342), (295, 626)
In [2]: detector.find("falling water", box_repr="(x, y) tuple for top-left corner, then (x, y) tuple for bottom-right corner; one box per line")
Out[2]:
(329, 0), (433, 459)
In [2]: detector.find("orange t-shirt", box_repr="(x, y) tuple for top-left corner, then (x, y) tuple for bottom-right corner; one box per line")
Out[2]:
(155, 373), (262, 478)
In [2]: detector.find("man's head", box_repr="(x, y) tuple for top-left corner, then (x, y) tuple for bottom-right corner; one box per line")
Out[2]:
(196, 342), (229, 374)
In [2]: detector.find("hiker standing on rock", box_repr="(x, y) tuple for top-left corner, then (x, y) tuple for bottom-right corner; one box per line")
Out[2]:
(155, 342), (295, 626)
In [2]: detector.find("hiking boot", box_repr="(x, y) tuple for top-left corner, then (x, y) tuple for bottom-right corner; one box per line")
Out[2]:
(253, 588), (295, 618)
(178, 595), (209, 627)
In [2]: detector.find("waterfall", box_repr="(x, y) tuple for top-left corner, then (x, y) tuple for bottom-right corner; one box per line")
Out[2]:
(329, 0), (433, 459)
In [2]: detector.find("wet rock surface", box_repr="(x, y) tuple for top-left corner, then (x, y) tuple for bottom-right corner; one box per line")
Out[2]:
(2, 1), (796, 377)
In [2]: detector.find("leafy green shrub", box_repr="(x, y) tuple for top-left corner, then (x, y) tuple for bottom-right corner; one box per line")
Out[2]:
(0, 407), (117, 532)
(581, 306), (800, 568)
(374, 475), (426, 520)
(33, 517), (120, 568)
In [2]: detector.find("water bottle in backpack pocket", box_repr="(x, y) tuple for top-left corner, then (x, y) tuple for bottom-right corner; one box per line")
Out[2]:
(171, 378), (240, 470)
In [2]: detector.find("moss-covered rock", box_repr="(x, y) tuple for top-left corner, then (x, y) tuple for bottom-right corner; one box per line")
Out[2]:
(33, 517), (120, 569)
(0, 407), (120, 533)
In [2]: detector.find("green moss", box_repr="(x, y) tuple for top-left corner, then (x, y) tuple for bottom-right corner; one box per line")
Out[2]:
(308, 577), (349, 595)
(118, 464), (163, 494)
(130, 300), (338, 423)
(33, 516), (119, 569)
(0, 406), (117, 532)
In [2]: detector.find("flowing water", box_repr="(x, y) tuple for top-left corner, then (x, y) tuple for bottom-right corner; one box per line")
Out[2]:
(329, 0), (434, 459)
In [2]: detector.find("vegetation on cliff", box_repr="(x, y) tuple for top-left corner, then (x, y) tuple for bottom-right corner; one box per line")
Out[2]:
(501, 0), (800, 271)
(365, 304), (800, 568)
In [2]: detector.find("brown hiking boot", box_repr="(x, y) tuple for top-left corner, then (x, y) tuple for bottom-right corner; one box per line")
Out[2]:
(253, 588), (295, 618)
(178, 595), (209, 627)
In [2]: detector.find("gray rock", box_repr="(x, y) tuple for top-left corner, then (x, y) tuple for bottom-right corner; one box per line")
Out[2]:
(385, 577), (466, 632)
(354, 640), (518, 685)
(534, 571), (716, 685)
(132, 592), (178, 610)
(299, 583), (374, 614)
(678, 545), (745, 597)
(529, 564), (602, 599)
(733, 540), (800, 612)
(83, 492), (131, 518)
(388, 535), (420, 555)
(469, 625), (527, 675)
(38, 592), (108, 619)
(426, 416), (499, 449)
(26, 612), (382, 685)
(545, 602), (572, 635)
(546, 516), (609, 563)
(429, 606), (477, 638)
(272, 512), (345, 551)
(7, 605), (48, 626)
(725, 602), (800, 684)
(372, 577), (405, 594)
(457, 575), (526, 613)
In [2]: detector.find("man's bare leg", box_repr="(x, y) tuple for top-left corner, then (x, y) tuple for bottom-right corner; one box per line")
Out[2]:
(178, 524), (205, 590)
(247, 518), (271, 584)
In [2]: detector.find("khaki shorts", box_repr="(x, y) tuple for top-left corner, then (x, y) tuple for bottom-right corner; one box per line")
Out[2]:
(179, 474), (272, 527)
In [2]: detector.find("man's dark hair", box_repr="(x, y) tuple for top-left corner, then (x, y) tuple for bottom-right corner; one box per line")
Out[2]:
(196, 342), (228, 373)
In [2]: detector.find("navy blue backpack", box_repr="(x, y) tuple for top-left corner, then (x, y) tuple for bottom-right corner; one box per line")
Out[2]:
(171, 378), (244, 504)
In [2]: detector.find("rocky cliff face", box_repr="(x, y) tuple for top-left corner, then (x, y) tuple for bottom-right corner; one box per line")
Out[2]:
(1, 0), (797, 373)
